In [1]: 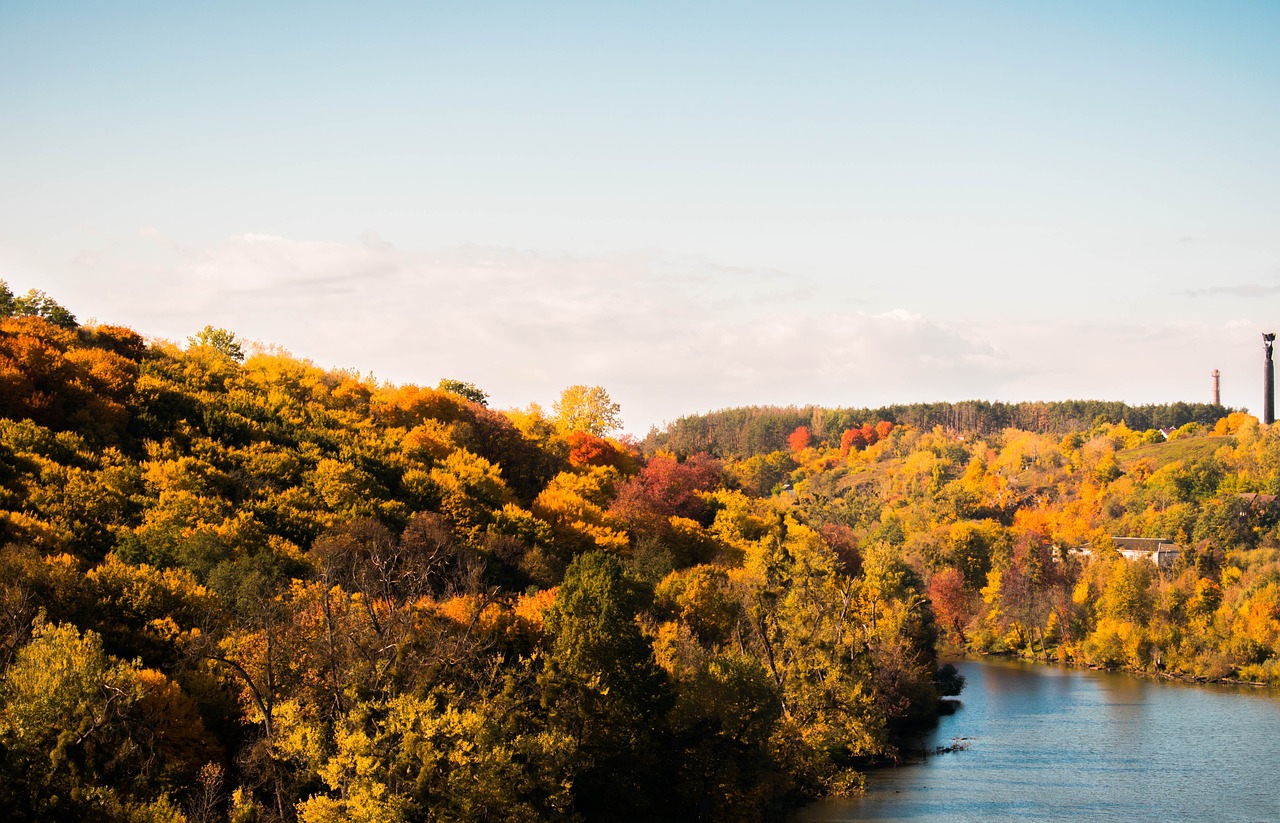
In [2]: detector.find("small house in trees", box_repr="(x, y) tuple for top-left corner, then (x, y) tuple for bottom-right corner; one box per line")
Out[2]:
(1236, 492), (1278, 513)
(1112, 537), (1181, 570)
(1063, 537), (1181, 570)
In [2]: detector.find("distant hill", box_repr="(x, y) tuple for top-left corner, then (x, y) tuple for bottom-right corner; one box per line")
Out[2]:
(642, 400), (1233, 458)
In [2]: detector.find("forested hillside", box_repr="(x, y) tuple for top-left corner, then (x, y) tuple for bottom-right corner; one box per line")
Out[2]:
(0, 285), (950, 822)
(1, 282), (1275, 823)
(777, 411), (1280, 684)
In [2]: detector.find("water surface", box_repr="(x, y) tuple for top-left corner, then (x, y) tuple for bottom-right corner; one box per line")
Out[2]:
(797, 659), (1280, 822)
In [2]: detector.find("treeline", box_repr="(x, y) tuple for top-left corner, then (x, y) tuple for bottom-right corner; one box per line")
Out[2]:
(0, 286), (952, 822)
(645, 400), (1233, 459)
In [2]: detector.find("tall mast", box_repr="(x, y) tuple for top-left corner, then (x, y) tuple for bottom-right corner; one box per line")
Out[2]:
(1265, 334), (1276, 425)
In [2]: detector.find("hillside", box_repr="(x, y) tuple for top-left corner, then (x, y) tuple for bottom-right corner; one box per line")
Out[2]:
(0, 286), (948, 822)
(0, 283), (1276, 823)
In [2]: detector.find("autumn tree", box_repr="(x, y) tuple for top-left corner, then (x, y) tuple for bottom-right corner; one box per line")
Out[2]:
(0, 620), (208, 821)
(553, 385), (622, 436)
(840, 427), (867, 455)
(787, 425), (811, 453)
(609, 452), (722, 555)
(928, 567), (969, 644)
(566, 429), (633, 471)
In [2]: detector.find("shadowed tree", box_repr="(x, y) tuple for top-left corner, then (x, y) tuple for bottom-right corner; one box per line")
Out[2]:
(542, 552), (673, 819)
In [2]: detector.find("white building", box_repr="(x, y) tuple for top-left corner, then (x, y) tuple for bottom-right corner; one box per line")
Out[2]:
(1064, 537), (1181, 570)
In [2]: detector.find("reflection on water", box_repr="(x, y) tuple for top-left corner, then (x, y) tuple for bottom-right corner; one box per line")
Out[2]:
(796, 659), (1280, 822)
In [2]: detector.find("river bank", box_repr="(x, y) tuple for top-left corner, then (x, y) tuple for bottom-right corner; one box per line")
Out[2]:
(960, 647), (1280, 688)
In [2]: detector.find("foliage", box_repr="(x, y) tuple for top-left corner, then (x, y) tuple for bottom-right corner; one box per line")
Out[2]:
(0, 281), (78, 329)
(435, 378), (488, 406)
(645, 401), (1231, 458)
(553, 385), (622, 436)
(188, 326), (245, 363)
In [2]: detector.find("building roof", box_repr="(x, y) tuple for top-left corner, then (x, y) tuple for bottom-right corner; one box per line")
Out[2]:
(1112, 537), (1177, 551)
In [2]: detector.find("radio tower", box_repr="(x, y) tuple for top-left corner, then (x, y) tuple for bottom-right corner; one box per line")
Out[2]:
(1265, 334), (1276, 425)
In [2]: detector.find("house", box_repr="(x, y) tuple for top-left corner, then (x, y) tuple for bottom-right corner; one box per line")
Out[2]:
(1112, 537), (1182, 570)
(1062, 537), (1181, 570)
(1236, 492), (1278, 512)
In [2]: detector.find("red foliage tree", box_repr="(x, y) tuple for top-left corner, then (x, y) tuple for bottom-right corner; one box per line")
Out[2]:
(567, 430), (632, 471)
(840, 428), (868, 455)
(608, 452), (723, 540)
(787, 425), (811, 453)
(928, 567), (969, 643)
(875, 420), (894, 441)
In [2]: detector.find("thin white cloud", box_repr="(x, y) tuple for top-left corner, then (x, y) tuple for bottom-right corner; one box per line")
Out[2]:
(114, 233), (1015, 426)
(48, 231), (1276, 431)
(1183, 283), (1280, 298)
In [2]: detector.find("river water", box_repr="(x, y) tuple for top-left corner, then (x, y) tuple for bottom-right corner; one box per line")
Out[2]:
(796, 659), (1280, 822)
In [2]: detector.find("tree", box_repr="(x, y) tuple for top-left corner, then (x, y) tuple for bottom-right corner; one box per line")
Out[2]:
(553, 385), (622, 436)
(0, 620), (206, 820)
(532, 467), (629, 555)
(543, 552), (672, 818)
(187, 325), (244, 362)
(741, 517), (893, 794)
(436, 378), (488, 406)
(928, 567), (969, 644)
(566, 430), (632, 471)
(787, 426), (811, 453)
(609, 452), (722, 558)
(840, 427), (867, 455)
(6, 286), (78, 328)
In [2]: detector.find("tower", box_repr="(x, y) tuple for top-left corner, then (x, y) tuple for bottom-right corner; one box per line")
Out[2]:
(1213, 369), (1220, 406)
(1265, 334), (1276, 425)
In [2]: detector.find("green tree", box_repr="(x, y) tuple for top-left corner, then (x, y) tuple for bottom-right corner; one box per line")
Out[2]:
(10, 287), (78, 328)
(0, 280), (14, 317)
(187, 325), (245, 362)
(543, 551), (672, 819)
(436, 378), (489, 406)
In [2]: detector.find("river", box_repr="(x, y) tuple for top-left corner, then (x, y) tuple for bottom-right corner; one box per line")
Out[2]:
(796, 659), (1280, 822)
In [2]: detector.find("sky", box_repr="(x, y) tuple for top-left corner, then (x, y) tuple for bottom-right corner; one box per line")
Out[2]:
(3, 1), (1280, 433)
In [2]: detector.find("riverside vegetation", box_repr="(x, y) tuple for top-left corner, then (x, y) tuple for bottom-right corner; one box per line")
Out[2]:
(0, 283), (1273, 821)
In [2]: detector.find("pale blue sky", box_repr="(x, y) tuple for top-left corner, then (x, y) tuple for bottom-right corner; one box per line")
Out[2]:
(3, 2), (1279, 431)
